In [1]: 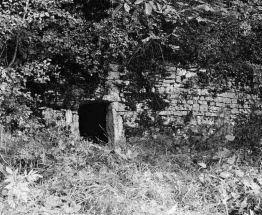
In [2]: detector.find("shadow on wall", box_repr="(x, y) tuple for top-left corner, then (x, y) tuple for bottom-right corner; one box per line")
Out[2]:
(78, 102), (109, 143)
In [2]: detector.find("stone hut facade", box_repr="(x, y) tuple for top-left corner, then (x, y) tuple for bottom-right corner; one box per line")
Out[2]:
(42, 64), (262, 144)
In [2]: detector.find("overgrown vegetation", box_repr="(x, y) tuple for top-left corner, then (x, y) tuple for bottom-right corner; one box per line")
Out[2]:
(1, 0), (262, 112)
(1, 0), (262, 214)
(1, 113), (262, 214)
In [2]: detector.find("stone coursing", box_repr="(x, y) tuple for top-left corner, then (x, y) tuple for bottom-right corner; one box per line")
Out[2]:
(41, 65), (262, 143)
(153, 67), (260, 124)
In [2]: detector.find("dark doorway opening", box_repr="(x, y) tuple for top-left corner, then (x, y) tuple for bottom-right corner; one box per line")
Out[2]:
(78, 102), (109, 143)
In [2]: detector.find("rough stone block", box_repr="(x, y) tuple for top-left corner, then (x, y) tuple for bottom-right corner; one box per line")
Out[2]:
(209, 106), (220, 111)
(246, 94), (252, 99)
(229, 103), (238, 108)
(107, 71), (120, 80)
(173, 84), (183, 88)
(166, 67), (177, 72)
(171, 100), (178, 105)
(162, 83), (171, 88)
(219, 92), (228, 97)
(227, 92), (236, 98)
(159, 111), (170, 115)
(176, 69), (187, 76)
(176, 106), (187, 111)
(215, 97), (225, 103)
(205, 112), (217, 117)
(231, 99), (238, 103)
(198, 100), (207, 105)
(118, 103), (126, 112)
(168, 72), (177, 78)
(158, 87), (165, 93)
(223, 98), (232, 103)
(163, 79), (176, 84)
(206, 97), (213, 101)
(170, 92), (181, 97)
(216, 102), (224, 107)
(199, 89), (209, 95)
(231, 108), (239, 114)
(184, 103), (192, 109)
(200, 105), (208, 112)
(193, 104), (199, 111)
(219, 92), (236, 99)
(103, 92), (121, 102)
(170, 95), (180, 100)
(195, 111), (205, 116)
(185, 72), (197, 78)
(172, 111), (184, 116)
(180, 111), (188, 116)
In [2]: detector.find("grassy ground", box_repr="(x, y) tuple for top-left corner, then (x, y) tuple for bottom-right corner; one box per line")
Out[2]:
(0, 130), (262, 215)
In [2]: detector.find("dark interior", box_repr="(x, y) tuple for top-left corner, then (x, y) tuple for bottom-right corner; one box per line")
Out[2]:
(78, 102), (108, 143)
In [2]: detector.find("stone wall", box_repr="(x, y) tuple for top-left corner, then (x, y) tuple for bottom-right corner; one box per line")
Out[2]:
(41, 65), (262, 143)
(41, 108), (79, 134)
(151, 67), (260, 124)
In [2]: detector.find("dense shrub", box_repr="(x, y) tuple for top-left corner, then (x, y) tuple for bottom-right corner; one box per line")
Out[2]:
(233, 106), (262, 152)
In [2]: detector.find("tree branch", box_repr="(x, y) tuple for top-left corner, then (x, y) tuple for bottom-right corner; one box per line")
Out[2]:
(8, 36), (19, 67)
(23, 0), (30, 21)
(0, 44), (6, 59)
(7, 0), (30, 68)
(4, 47), (8, 67)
